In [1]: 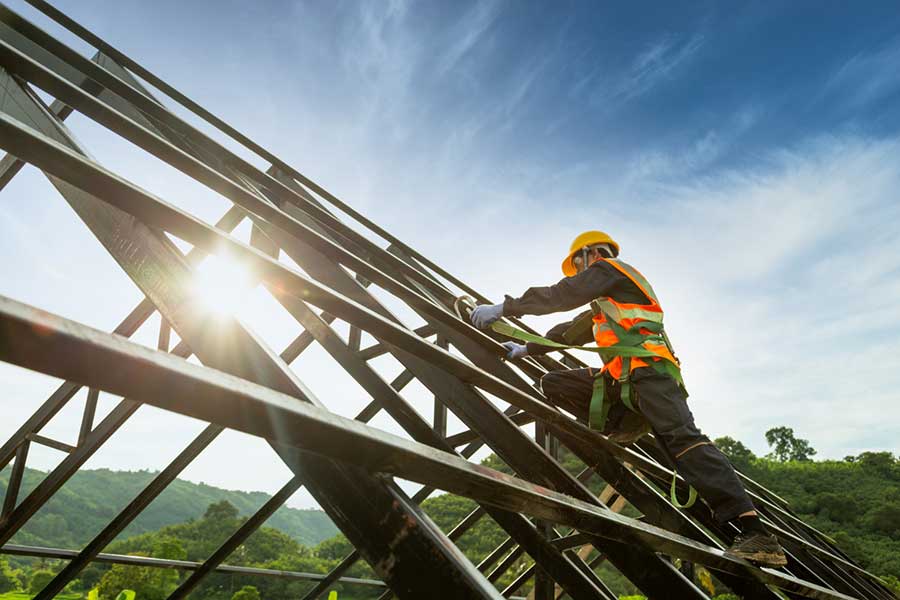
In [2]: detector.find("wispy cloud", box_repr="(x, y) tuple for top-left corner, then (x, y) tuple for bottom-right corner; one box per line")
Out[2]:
(429, 132), (900, 459)
(625, 104), (762, 183)
(592, 33), (705, 107)
(823, 35), (900, 109)
(3, 0), (899, 508)
(434, 1), (504, 78)
(619, 136), (900, 456)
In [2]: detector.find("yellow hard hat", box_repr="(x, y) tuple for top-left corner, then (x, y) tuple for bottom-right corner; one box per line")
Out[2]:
(561, 231), (619, 277)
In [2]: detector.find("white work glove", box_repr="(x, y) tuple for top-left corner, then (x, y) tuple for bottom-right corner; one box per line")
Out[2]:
(502, 341), (528, 360)
(470, 302), (504, 329)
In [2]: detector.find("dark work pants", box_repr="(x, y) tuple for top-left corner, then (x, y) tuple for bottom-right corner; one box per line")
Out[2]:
(540, 366), (755, 523)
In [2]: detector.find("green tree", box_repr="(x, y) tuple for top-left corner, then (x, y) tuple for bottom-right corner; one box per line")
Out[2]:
(205, 499), (240, 521)
(153, 536), (187, 561)
(97, 555), (179, 600)
(714, 436), (756, 470)
(81, 565), (106, 591)
(880, 574), (900, 596)
(315, 534), (354, 561)
(0, 557), (19, 593)
(765, 426), (817, 462)
(813, 492), (855, 523)
(232, 584), (261, 600)
(856, 452), (898, 478)
(29, 569), (55, 594)
(864, 502), (900, 536)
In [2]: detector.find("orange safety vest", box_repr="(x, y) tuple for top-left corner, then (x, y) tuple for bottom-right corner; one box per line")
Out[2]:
(590, 258), (680, 381)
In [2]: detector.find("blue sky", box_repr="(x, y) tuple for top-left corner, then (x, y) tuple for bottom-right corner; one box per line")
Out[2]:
(1, 0), (899, 509)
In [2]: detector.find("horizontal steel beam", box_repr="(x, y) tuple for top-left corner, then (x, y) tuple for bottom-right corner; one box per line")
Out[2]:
(0, 543), (385, 587)
(0, 112), (874, 597)
(0, 294), (861, 600)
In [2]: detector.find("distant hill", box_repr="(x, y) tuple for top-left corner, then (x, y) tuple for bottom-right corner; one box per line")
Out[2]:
(2, 449), (898, 600)
(0, 467), (337, 548)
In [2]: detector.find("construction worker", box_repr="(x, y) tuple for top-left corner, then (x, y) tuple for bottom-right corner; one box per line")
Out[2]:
(470, 231), (788, 567)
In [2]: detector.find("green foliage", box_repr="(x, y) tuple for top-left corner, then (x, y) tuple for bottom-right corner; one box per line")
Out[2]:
(315, 533), (353, 561)
(97, 556), (178, 600)
(880, 574), (900, 595)
(857, 451), (900, 478)
(28, 569), (54, 594)
(81, 566), (105, 591)
(205, 500), (240, 521)
(0, 559), (19, 594)
(0, 467), (337, 550)
(764, 426), (817, 462)
(4, 437), (899, 598)
(743, 449), (900, 580)
(714, 436), (756, 470)
(231, 585), (261, 600)
(0, 594), (80, 600)
(864, 501), (900, 536)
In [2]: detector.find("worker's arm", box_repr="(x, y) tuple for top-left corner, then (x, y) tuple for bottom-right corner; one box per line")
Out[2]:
(502, 261), (623, 318)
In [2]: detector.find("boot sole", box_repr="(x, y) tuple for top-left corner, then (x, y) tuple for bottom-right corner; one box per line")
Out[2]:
(726, 549), (788, 568)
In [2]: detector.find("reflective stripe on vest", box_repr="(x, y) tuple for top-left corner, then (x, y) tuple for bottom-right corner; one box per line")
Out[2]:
(591, 258), (678, 380)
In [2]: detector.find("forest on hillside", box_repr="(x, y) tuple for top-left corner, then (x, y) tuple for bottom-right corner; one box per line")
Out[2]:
(0, 429), (898, 599)
(0, 468), (338, 550)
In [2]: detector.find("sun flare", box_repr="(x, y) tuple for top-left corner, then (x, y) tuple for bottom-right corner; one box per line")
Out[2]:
(190, 253), (254, 317)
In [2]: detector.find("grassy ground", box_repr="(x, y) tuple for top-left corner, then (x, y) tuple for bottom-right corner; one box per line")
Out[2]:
(0, 593), (81, 600)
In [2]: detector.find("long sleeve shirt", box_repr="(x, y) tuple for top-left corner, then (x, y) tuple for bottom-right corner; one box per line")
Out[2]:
(501, 260), (649, 355)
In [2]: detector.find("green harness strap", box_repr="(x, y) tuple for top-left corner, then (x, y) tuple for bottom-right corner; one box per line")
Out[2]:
(490, 319), (684, 428)
(490, 321), (671, 361)
(671, 472), (698, 508)
(490, 319), (697, 509)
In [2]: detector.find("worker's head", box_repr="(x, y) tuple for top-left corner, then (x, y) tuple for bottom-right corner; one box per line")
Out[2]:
(561, 231), (619, 277)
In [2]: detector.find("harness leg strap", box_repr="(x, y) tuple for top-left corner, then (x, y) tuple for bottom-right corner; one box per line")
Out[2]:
(588, 373), (611, 432)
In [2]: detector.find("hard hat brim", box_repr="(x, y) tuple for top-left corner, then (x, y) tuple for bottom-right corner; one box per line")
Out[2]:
(561, 240), (620, 277)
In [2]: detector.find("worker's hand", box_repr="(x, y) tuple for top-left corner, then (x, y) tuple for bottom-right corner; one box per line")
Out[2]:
(470, 303), (504, 329)
(502, 341), (528, 360)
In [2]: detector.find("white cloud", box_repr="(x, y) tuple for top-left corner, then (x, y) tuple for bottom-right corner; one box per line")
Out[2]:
(1, 1), (898, 514)
(408, 133), (900, 461)
(592, 33), (705, 107)
(434, 1), (503, 78)
(823, 35), (900, 109)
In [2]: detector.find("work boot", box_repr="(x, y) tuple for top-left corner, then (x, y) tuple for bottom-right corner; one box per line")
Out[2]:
(725, 532), (788, 567)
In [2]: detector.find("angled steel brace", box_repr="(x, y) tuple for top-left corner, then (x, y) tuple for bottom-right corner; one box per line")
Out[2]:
(0, 295), (866, 600)
(0, 4), (887, 598)
(0, 76), (501, 599)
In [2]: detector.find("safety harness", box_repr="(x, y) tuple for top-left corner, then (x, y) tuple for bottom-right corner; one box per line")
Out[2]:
(491, 258), (685, 431)
(482, 258), (697, 507)
(489, 318), (683, 431)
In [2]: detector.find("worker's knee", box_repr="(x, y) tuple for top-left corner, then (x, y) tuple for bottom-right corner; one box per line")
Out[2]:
(539, 371), (565, 398)
(657, 426), (712, 458)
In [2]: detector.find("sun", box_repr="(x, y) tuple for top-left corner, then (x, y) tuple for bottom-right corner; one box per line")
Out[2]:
(190, 252), (255, 317)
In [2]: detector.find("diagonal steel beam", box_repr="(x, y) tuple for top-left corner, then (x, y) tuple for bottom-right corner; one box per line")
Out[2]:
(0, 294), (866, 600)
(0, 75), (501, 599)
(249, 207), (688, 597)
(0, 107), (705, 596)
(0, 14), (884, 596)
(35, 424), (222, 599)
(0, 4), (881, 599)
(0, 104), (868, 595)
